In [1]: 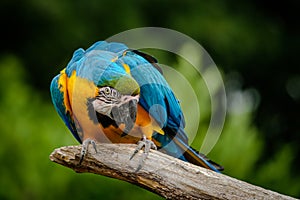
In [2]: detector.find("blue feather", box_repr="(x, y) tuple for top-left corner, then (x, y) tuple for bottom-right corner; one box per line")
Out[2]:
(50, 75), (81, 143)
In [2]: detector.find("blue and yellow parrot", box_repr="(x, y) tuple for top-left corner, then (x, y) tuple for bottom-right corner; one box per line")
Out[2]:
(50, 41), (223, 172)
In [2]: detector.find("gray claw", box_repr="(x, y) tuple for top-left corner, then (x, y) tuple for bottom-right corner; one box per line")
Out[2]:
(130, 135), (157, 172)
(80, 139), (97, 164)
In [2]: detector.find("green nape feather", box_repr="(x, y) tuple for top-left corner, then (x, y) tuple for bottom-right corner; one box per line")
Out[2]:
(99, 75), (140, 95)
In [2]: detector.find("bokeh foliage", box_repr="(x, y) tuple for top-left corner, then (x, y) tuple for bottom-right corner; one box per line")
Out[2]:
(0, 0), (299, 199)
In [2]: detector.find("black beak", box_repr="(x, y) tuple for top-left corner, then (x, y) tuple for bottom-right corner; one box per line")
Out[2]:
(111, 99), (138, 137)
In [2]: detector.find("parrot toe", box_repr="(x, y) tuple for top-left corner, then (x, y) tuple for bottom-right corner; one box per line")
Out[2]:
(130, 135), (157, 172)
(79, 138), (98, 164)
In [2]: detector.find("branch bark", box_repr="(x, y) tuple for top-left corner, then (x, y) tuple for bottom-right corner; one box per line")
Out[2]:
(49, 144), (296, 200)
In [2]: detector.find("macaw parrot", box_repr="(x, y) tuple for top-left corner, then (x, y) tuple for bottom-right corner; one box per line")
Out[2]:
(50, 41), (223, 172)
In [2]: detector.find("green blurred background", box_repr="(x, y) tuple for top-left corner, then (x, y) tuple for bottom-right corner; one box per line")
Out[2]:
(0, 0), (299, 199)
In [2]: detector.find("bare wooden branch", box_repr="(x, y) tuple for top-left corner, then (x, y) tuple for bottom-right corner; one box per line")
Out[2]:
(49, 144), (296, 200)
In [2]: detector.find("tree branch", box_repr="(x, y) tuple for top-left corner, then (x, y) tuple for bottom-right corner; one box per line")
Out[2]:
(49, 144), (295, 200)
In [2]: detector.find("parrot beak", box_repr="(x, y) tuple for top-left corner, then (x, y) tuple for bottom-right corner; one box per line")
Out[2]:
(110, 95), (139, 136)
(91, 88), (139, 136)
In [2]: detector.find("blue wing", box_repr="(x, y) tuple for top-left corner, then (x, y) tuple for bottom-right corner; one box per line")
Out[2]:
(50, 74), (81, 143)
(118, 50), (187, 140)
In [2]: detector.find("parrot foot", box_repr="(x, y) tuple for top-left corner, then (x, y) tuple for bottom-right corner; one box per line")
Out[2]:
(130, 135), (157, 172)
(79, 139), (98, 164)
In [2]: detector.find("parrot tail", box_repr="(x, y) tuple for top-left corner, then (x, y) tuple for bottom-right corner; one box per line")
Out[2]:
(153, 129), (224, 172)
(172, 136), (224, 172)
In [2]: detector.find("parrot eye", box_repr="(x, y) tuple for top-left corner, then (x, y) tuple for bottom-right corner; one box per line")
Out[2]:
(104, 87), (110, 94)
(98, 87), (112, 96)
